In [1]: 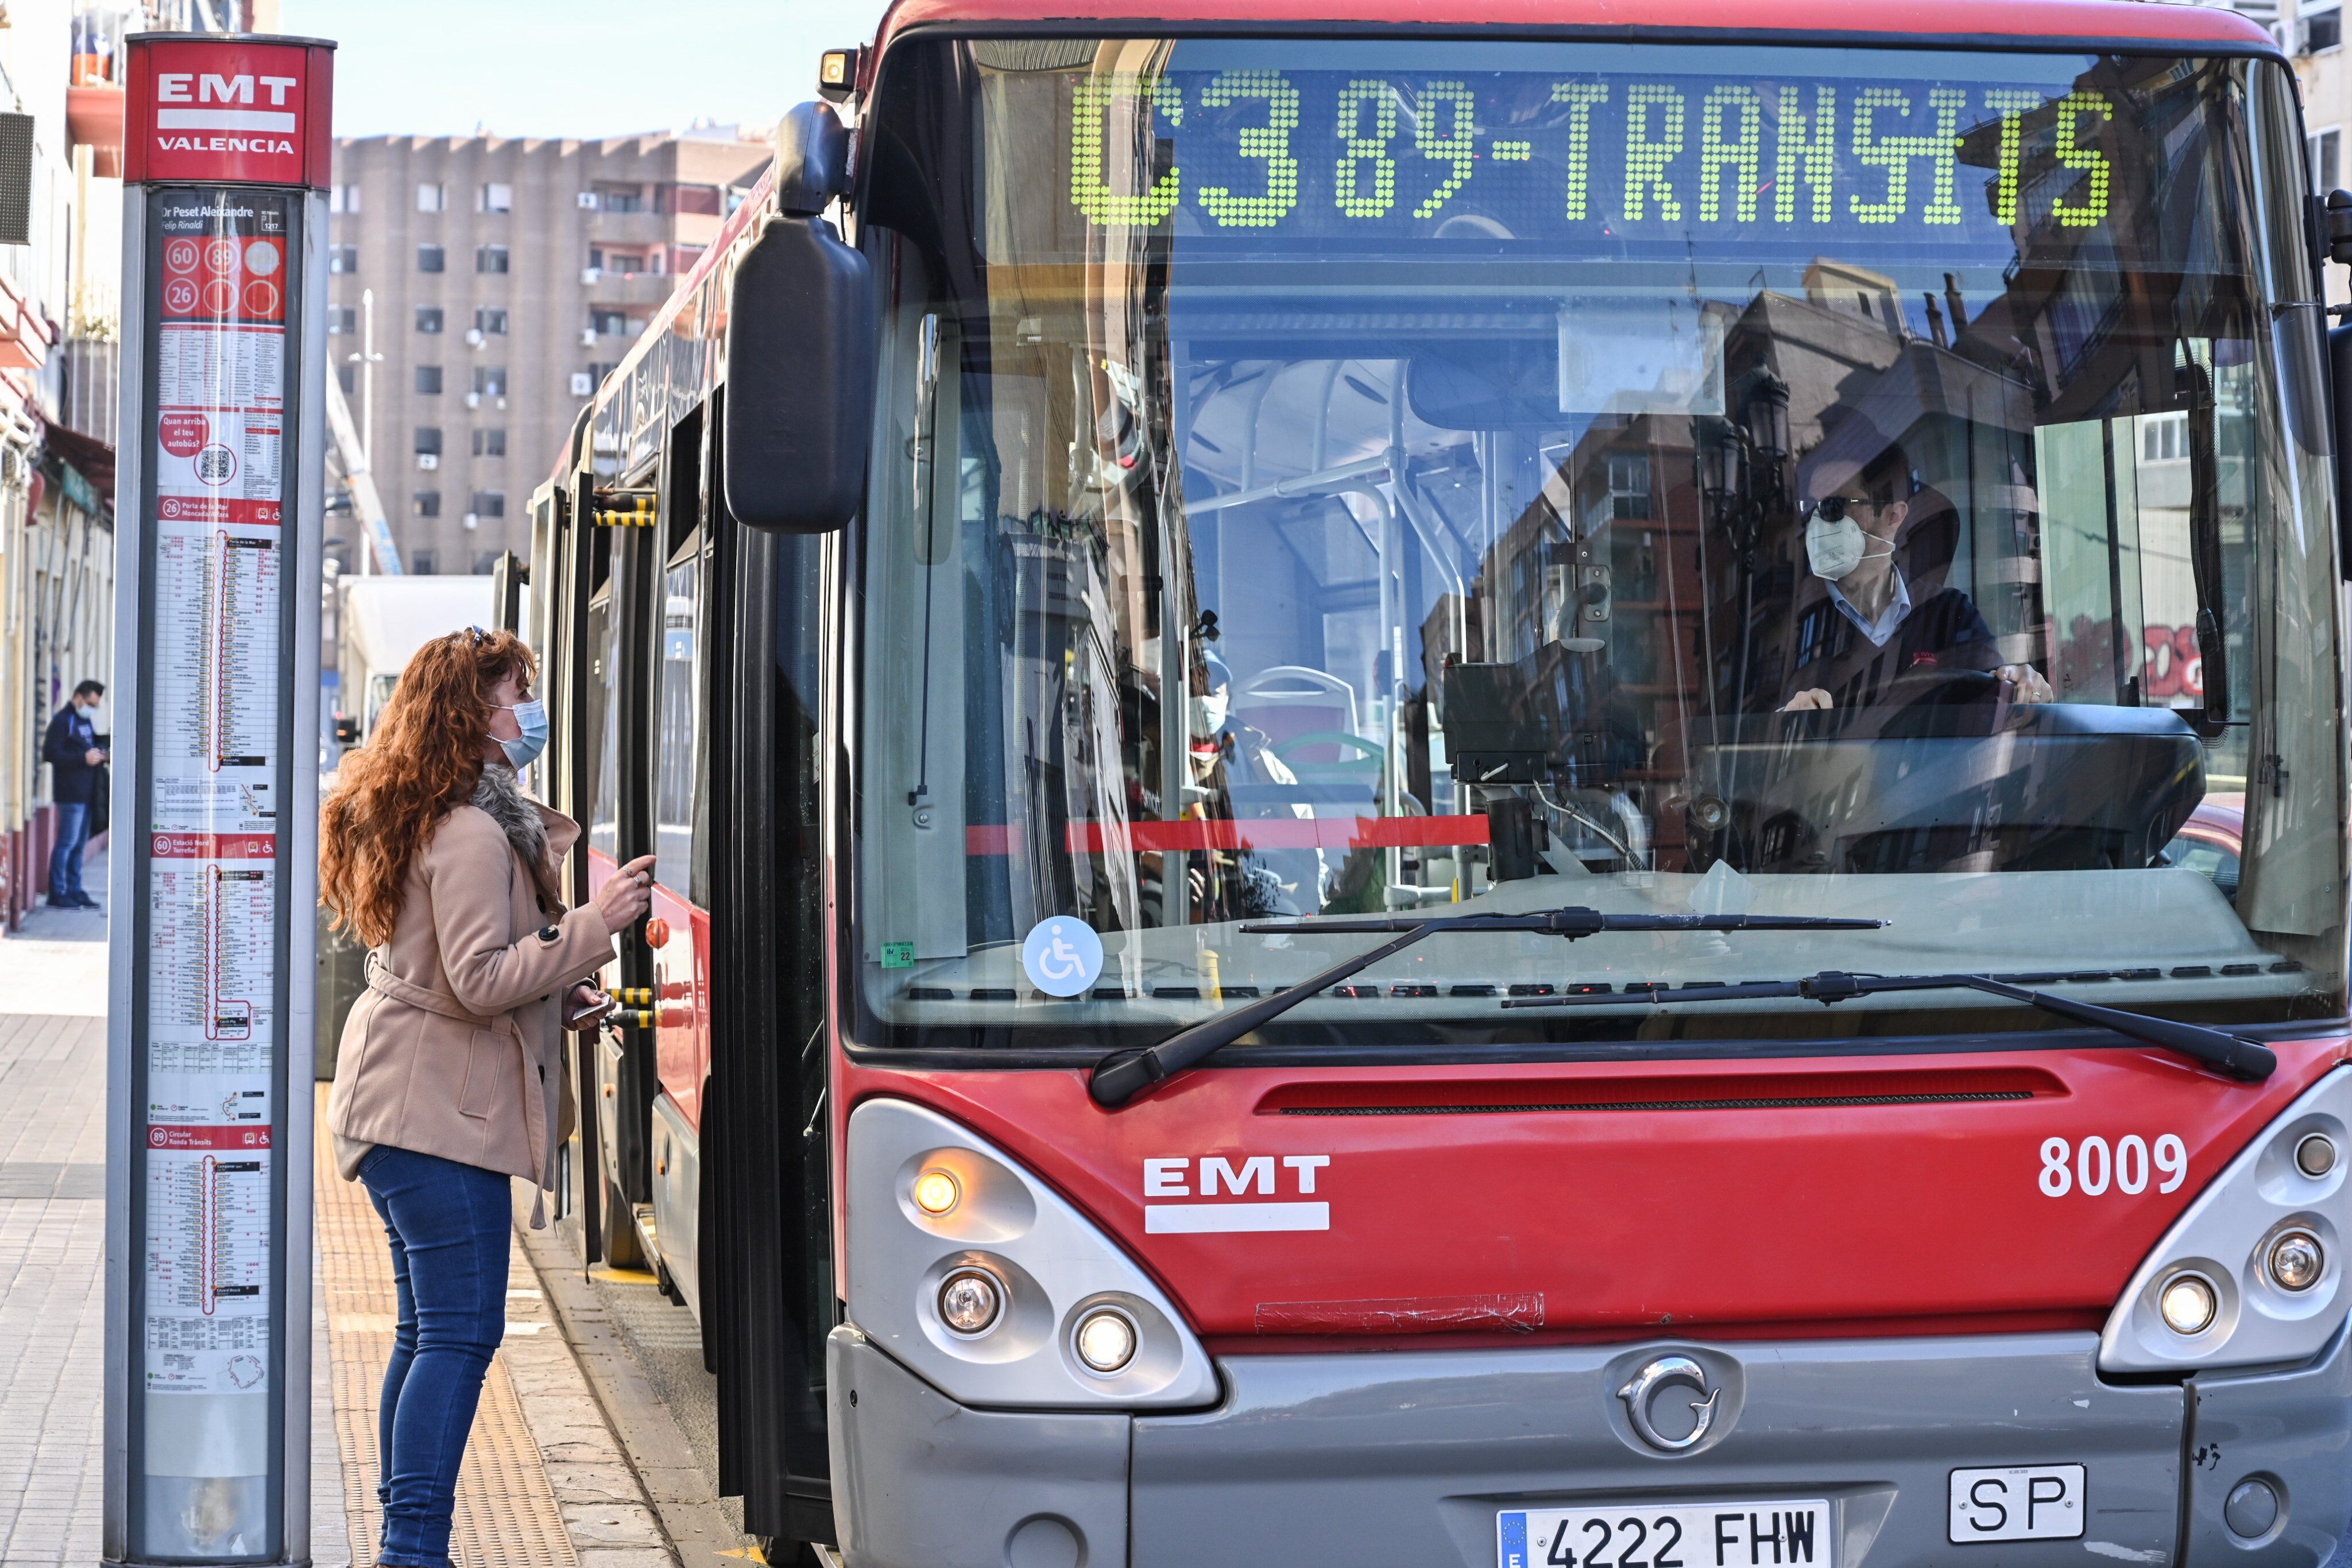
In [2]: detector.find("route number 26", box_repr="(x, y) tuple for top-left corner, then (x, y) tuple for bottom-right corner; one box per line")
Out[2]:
(2039, 1135), (2187, 1197)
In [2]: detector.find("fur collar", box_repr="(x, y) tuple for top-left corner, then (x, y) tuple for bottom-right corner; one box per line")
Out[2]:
(470, 763), (548, 880)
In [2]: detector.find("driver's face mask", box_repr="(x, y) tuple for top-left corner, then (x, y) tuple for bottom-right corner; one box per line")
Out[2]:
(1190, 687), (1230, 737)
(1804, 495), (1894, 582)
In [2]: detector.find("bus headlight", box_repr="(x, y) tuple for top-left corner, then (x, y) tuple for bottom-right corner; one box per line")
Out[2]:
(937, 1267), (1003, 1335)
(849, 1097), (1217, 1408)
(2266, 1230), (2324, 1292)
(2100, 1067), (2352, 1373)
(2159, 1272), (2218, 1335)
(1073, 1306), (1138, 1373)
(911, 1167), (960, 1217)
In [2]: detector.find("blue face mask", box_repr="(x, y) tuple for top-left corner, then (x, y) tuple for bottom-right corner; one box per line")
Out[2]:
(492, 698), (548, 771)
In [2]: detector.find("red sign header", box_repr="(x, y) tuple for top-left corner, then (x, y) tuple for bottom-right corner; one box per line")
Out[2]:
(124, 34), (334, 188)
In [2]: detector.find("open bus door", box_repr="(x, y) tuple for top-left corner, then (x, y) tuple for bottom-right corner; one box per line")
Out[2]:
(702, 386), (840, 1547)
(488, 549), (528, 637)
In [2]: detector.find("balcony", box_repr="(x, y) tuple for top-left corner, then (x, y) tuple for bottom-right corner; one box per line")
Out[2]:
(0, 284), (55, 374)
(583, 270), (676, 308)
(68, 10), (127, 177)
(585, 209), (670, 247)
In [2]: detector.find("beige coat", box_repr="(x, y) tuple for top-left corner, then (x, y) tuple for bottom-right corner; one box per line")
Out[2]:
(327, 799), (614, 1210)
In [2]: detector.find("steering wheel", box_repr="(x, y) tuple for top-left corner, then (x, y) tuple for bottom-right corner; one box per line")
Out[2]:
(1877, 668), (2005, 740)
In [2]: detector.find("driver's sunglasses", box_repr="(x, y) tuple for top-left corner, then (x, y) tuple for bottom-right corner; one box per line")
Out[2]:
(1810, 494), (1880, 522)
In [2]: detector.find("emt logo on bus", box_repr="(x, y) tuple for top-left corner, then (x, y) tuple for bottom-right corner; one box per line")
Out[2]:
(1142, 1154), (1332, 1233)
(126, 36), (334, 188)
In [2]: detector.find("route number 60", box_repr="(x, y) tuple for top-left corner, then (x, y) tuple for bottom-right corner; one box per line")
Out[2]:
(2040, 1135), (2187, 1197)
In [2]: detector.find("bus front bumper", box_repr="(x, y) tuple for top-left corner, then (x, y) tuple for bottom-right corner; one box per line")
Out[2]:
(826, 1321), (2352, 1568)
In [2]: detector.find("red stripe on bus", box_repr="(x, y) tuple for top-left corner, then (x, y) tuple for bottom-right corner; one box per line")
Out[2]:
(964, 816), (1491, 857)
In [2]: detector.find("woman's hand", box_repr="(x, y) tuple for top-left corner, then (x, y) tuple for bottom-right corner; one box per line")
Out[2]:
(563, 984), (613, 1031)
(593, 854), (658, 932)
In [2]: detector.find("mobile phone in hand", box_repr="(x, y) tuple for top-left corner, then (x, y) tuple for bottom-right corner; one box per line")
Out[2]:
(564, 990), (617, 1028)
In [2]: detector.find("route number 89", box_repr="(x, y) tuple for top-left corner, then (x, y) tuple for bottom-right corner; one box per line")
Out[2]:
(2039, 1135), (2186, 1197)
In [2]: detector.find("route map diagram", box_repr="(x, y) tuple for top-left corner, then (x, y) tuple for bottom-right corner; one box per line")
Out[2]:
(146, 836), (274, 1043)
(143, 1132), (271, 1395)
(150, 529), (280, 772)
(140, 188), (293, 1403)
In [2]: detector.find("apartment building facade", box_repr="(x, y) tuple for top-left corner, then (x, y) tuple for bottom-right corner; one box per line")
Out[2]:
(2291, 3), (2352, 311)
(324, 131), (768, 574)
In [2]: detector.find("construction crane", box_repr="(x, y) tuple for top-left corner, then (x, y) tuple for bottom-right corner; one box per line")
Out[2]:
(326, 371), (403, 575)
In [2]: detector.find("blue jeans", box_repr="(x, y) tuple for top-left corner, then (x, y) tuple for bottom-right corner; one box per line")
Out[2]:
(48, 801), (86, 902)
(358, 1145), (510, 1567)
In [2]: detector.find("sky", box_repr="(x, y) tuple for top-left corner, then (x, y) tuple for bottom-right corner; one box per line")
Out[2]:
(277, 0), (891, 141)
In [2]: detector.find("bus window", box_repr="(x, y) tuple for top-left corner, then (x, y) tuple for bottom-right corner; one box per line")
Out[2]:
(585, 588), (620, 860)
(654, 533), (703, 898)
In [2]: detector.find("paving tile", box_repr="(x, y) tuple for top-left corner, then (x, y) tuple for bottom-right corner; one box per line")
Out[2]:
(560, 1501), (671, 1547)
(575, 1548), (686, 1568)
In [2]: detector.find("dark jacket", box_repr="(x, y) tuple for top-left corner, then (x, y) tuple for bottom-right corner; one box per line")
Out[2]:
(1781, 584), (2000, 713)
(44, 704), (100, 806)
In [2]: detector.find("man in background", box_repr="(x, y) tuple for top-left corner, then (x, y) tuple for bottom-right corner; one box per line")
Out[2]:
(44, 678), (106, 910)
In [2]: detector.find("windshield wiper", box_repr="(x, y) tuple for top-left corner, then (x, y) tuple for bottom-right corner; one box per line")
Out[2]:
(1086, 907), (1885, 1108)
(1504, 969), (2275, 1081)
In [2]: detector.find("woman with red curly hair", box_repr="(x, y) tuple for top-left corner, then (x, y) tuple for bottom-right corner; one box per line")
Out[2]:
(321, 627), (653, 1568)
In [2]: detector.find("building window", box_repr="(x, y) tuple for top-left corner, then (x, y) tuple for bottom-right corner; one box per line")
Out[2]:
(2313, 127), (2343, 193)
(475, 245), (510, 275)
(411, 548), (439, 572)
(589, 362), (618, 384)
(336, 363), (355, 394)
(594, 183), (643, 213)
(416, 181), (446, 212)
(413, 427), (443, 456)
(471, 490), (507, 519)
(413, 491), (442, 518)
(414, 306), (444, 334)
(590, 308), (628, 336)
(415, 365), (443, 395)
(1607, 452), (1654, 521)
(669, 183), (723, 216)
(478, 181), (512, 214)
(2141, 411), (2188, 464)
(671, 244), (705, 274)
(330, 183), (361, 214)
(328, 306), (355, 335)
(473, 428), (506, 458)
(594, 249), (645, 276)
(329, 245), (358, 273)
(474, 366), (508, 398)
(474, 307), (508, 336)
(416, 243), (445, 273)
(2307, 1), (2343, 51)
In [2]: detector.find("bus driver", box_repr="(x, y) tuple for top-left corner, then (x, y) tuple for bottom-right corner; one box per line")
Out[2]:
(1780, 442), (2055, 713)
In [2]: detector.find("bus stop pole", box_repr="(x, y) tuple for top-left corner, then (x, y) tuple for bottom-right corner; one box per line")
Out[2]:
(103, 32), (335, 1566)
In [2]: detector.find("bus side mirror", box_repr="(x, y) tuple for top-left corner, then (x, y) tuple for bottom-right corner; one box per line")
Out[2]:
(724, 103), (875, 533)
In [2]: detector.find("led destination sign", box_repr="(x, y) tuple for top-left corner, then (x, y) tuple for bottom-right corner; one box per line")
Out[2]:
(1042, 65), (2121, 251)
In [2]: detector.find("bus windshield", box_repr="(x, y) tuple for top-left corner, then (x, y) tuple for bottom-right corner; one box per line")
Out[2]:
(852, 36), (2345, 1051)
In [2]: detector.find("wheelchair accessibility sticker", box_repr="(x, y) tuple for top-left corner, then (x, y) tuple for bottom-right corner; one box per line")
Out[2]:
(1022, 917), (1103, 997)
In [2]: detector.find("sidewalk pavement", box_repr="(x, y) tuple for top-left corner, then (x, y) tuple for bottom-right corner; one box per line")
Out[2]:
(0, 846), (693, 1568)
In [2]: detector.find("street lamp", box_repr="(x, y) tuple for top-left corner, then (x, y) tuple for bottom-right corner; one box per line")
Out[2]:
(343, 288), (385, 574)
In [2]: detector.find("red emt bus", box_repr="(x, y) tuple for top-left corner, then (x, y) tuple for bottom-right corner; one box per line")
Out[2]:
(527, 0), (2352, 1562)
